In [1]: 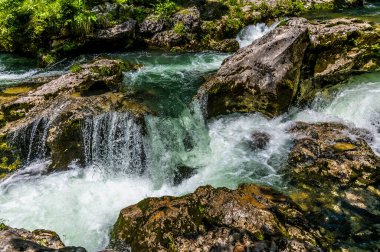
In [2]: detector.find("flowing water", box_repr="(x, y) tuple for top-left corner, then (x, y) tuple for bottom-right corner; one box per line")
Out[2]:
(0, 23), (379, 251)
(236, 21), (281, 48)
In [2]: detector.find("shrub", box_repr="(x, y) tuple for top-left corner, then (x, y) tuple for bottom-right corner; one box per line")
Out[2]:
(154, 0), (178, 19)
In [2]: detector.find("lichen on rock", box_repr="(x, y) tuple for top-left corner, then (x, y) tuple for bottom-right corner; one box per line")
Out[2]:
(109, 184), (324, 251)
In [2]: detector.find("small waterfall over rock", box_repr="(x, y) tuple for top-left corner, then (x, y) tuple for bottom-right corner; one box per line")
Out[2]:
(8, 111), (146, 174)
(144, 102), (210, 186)
(9, 118), (52, 164)
(236, 21), (281, 48)
(82, 112), (146, 174)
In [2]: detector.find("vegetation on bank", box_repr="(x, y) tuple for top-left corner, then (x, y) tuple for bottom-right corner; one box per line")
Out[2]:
(0, 0), (354, 65)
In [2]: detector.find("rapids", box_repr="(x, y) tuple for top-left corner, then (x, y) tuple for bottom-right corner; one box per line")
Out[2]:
(0, 23), (379, 251)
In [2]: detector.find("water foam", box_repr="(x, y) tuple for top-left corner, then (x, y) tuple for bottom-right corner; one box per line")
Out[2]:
(236, 21), (281, 48)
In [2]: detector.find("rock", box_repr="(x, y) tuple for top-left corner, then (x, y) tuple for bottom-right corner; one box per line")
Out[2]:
(198, 18), (380, 118)
(148, 30), (187, 49)
(198, 18), (310, 118)
(173, 7), (201, 32)
(173, 165), (196, 186)
(0, 224), (86, 252)
(0, 59), (148, 176)
(110, 184), (323, 251)
(208, 38), (240, 52)
(139, 16), (166, 35)
(86, 19), (137, 50)
(299, 18), (380, 102)
(249, 131), (271, 150)
(285, 122), (380, 250)
(287, 122), (379, 187)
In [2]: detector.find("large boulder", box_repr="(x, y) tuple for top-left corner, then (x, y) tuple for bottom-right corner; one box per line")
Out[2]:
(198, 18), (380, 118)
(0, 224), (86, 252)
(109, 184), (323, 251)
(0, 59), (148, 177)
(285, 122), (380, 250)
(299, 18), (380, 101)
(199, 18), (309, 118)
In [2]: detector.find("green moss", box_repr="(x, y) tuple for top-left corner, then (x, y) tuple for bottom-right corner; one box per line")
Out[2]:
(136, 198), (151, 214)
(173, 21), (186, 35)
(253, 231), (265, 241)
(0, 222), (8, 231)
(42, 54), (57, 66)
(0, 141), (21, 176)
(70, 63), (82, 73)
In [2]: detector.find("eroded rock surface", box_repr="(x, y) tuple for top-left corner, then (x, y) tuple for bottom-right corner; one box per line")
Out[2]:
(198, 18), (380, 118)
(110, 184), (323, 251)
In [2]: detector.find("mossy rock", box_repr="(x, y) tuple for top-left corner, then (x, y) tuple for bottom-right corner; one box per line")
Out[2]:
(0, 135), (21, 179)
(110, 184), (322, 251)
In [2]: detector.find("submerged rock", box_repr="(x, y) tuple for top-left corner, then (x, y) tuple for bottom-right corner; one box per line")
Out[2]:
(173, 165), (197, 186)
(0, 59), (148, 177)
(0, 224), (86, 252)
(198, 18), (380, 118)
(110, 184), (323, 251)
(249, 131), (271, 150)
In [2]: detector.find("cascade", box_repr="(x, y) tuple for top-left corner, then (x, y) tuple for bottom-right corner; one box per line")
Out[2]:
(82, 112), (146, 175)
(9, 118), (51, 164)
(236, 21), (281, 48)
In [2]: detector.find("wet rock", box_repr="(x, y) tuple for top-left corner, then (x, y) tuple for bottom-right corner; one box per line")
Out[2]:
(110, 184), (323, 251)
(0, 225), (86, 252)
(198, 18), (380, 118)
(249, 131), (271, 150)
(287, 122), (379, 187)
(173, 165), (196, 186)
(0, 59), (148, 175)
(285, 122), (380, 250)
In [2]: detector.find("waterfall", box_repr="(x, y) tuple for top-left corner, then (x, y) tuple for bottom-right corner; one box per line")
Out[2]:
(236, 21), (281, 48)
(9, 118), (51, 164)
(82, 112), (146, 175)
(144, 102), (210, 186)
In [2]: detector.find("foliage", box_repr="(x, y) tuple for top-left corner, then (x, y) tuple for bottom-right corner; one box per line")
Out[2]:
(0, 0), (98, 53)
(154, 0), (178, 19)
